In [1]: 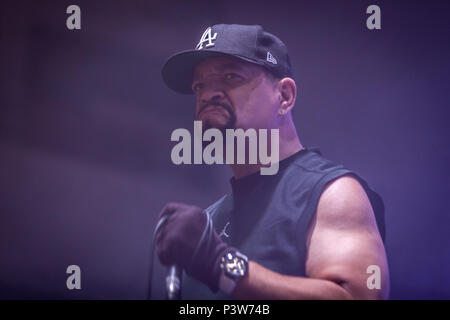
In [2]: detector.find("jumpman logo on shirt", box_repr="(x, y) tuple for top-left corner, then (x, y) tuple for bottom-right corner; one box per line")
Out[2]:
(218, 221), (230, 239)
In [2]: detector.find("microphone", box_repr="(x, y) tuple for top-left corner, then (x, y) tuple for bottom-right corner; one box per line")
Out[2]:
(165, 265), (182, 300)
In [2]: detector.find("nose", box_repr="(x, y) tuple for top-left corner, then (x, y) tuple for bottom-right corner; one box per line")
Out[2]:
(199, 82), (225, 104)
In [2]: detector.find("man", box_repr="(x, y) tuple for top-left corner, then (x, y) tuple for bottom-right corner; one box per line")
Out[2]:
(156, 24), (389, 299)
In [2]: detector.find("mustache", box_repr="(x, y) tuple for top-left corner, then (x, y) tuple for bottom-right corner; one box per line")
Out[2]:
(196, 101), (234, 119)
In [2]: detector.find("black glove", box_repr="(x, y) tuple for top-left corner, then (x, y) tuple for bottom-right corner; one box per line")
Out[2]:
(155, 202), (231, 292)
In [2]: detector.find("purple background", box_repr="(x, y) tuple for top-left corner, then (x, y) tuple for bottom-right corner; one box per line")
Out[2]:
(1, 0), (449, 299)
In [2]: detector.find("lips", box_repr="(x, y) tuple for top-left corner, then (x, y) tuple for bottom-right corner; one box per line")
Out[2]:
(196, 102), (237, 131)
(199, 104), (229, 117)
(202, 105), (225, 114)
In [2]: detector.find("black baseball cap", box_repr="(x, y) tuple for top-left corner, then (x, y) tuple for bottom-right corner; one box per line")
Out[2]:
(161, 24), (293, 94)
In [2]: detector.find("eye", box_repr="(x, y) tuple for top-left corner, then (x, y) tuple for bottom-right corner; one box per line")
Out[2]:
(225, 73), (243, 81)
(192, 82), (204, 92)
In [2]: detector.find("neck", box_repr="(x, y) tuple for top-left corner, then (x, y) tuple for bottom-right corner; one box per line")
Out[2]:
(229, 123), (303, 179)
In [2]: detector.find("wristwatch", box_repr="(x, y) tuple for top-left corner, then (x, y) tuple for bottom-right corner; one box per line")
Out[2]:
(218, 249), (249, 295)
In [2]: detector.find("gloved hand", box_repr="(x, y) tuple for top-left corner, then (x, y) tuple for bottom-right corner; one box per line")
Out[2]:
(155, 202), (231, 292)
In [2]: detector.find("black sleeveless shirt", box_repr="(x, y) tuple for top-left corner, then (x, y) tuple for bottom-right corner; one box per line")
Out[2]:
(181, 147), (385, 299)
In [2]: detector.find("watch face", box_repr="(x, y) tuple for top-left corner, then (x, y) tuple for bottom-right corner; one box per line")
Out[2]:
(222, 251), (248, 278)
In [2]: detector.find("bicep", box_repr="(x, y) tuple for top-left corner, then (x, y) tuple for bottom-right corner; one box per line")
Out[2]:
(305, 175), (389, 299)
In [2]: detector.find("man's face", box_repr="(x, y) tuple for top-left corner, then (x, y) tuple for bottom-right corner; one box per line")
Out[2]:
(192, 56), (280, 132)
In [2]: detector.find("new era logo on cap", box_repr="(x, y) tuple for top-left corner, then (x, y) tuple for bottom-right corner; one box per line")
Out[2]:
(162, 24), (293, 94)
(267, 51), (277, 64)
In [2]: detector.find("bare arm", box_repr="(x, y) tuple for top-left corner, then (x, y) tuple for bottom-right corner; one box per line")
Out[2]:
(232, 175), (390, 300)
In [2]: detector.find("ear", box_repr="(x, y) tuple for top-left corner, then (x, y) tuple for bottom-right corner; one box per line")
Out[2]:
(277, 78), (297, 116)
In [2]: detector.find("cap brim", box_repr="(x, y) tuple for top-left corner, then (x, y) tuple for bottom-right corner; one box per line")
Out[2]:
(161, 49), (261, 94)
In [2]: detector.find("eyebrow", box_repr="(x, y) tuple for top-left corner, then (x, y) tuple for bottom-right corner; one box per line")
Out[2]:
(218, 62), (245, 72)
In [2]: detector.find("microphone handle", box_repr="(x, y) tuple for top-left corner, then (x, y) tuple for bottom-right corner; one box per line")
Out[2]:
(166, 265), (182, 300)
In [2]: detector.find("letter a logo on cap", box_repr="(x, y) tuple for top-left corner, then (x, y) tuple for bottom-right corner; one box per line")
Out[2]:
(196, 27), (217, 50)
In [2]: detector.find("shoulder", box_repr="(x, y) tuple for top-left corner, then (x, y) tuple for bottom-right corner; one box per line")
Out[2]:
(320, 175), (374, 218)
(305, 173), (385, 252)
(305, 174), (389, 299)
(308, 174), (379, 237)
(288, 148), (344, 173)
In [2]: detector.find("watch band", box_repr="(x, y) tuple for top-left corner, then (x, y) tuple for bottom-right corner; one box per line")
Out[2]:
(218, 250), (249, 295)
